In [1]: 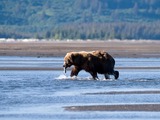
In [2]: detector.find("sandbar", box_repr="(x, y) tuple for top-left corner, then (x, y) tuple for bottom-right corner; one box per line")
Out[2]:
(0, 40), (159, 58)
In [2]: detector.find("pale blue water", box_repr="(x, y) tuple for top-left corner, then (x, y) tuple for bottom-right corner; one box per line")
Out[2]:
(0, 56), (160, 120)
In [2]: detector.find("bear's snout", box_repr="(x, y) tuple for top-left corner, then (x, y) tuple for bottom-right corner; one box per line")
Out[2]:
(63, 64), (66, 68)
(63, 61), (72, 73)
(63, 61), (67, 68)
(63, 60), (72, 68)
(63, 64), (71, 68)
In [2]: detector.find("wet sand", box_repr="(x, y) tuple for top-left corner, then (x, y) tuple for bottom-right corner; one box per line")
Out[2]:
(0, 40), (160, 58)
(0, 66), (160, 71)
(65, 104), (160, 111)
(85, 90), (160, 95)
(65, 90), (160, 112)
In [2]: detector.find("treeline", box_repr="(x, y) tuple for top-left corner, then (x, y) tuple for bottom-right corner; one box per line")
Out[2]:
(43, 22), (160, 40)
(0, 0), (160, 40)
(2, 21), (160, 40)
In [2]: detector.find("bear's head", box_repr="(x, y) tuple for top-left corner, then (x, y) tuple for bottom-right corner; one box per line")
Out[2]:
(63, 52), (74, 70)
(63, 52), (89, 73)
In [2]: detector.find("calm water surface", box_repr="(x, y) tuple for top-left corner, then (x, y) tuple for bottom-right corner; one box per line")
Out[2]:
(0, 56), (160, 120)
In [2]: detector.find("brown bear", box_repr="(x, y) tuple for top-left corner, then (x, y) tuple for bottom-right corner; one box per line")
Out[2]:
(63, 51), (119, 80)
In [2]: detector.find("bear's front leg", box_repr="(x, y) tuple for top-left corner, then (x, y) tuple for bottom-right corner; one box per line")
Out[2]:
(70, 66), (82, 77)
(90, 72), (99, 80)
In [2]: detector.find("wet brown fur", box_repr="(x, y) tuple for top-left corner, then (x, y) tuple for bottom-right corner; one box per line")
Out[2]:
(63, 51), (119, 80)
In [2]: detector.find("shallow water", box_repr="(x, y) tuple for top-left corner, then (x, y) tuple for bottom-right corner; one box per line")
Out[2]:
(0, 56), (160, 120)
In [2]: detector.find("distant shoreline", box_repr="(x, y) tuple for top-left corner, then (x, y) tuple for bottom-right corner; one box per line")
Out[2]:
(0, 40), (160, 58)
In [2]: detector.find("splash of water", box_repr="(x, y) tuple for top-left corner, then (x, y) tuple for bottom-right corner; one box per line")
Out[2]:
(55, 74), (116, 81)
(56, 74), (68, 80)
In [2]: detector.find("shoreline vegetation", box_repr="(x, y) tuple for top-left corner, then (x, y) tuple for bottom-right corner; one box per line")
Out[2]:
(1, 0), (160, 40)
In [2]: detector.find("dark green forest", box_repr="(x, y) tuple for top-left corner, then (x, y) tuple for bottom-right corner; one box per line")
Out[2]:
(0, 0), (160, 40)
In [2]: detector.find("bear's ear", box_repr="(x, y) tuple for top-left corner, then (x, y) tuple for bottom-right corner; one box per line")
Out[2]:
(103, 52), (109, 59)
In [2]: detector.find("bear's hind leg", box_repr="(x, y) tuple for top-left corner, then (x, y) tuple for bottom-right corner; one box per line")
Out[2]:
(104, 74), (110, 79)
(114, 71), (119, 79)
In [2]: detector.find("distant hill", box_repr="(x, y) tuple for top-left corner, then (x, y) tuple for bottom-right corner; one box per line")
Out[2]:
(0, 0), (160, 40)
